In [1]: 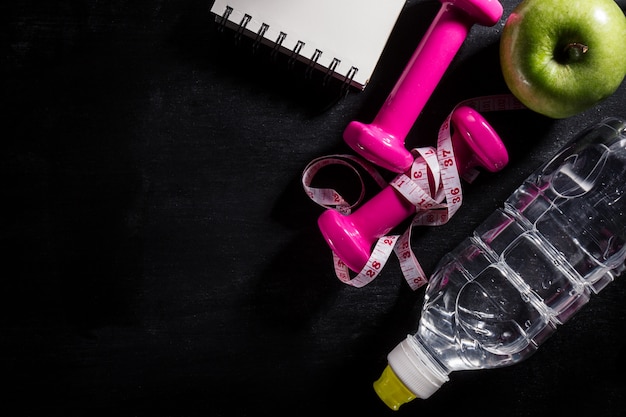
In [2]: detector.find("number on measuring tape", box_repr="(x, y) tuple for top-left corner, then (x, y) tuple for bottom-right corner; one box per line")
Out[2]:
(333, 235), (399, 288)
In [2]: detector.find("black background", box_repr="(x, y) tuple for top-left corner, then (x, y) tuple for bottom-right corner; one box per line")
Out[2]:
(3, 1), (626, 416)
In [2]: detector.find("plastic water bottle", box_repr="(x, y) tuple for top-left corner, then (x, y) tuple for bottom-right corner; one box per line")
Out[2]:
(373, 117), (626, 410)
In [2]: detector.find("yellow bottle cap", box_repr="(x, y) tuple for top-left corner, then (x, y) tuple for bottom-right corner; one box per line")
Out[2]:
(373, 365), (417, 411)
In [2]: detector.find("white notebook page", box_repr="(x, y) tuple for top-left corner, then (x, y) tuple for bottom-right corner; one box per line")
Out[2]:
(210, 0), (406, 90)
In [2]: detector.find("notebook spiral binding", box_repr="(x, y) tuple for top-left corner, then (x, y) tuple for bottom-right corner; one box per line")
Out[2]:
(214, 5), (358, 91)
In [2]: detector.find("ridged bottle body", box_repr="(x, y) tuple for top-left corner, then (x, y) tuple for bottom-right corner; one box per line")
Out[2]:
(416, 117), (626, 373)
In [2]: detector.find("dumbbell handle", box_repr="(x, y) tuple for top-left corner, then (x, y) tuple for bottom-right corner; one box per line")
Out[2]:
(344, 0), (503, 173)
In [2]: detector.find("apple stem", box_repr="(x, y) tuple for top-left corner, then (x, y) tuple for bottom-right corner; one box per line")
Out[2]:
(564, 42), (589, 62)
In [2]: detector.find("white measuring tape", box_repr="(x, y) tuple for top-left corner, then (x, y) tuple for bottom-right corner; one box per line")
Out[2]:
(302, 95), (525, 290)
(302, 154), (388, 215)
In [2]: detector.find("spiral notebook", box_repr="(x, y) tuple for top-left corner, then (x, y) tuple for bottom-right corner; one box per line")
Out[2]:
(210, 0), (406, 90)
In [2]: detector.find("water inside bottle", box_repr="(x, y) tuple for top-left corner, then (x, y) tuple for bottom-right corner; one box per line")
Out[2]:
(417, 118), (626, 372)
(515, 129), (626, 292)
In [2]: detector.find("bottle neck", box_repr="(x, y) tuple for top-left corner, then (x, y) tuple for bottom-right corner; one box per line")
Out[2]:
(387, 335), (450, 400)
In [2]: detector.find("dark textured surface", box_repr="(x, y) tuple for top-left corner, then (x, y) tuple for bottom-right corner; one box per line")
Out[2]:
(2, 1), (625, 415)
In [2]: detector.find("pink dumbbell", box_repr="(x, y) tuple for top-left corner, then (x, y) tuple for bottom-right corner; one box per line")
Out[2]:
(343, 0), (503, 173)
(319, 106), (508, 273)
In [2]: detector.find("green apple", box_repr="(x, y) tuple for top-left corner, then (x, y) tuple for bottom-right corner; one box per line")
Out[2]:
(500, 0), (626, 119)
